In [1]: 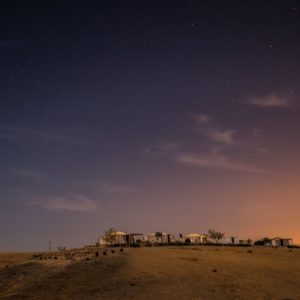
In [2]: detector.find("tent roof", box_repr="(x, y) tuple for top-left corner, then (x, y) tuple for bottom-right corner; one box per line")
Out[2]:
(111, 231), (127, 236)
(185, 233), (202, 238)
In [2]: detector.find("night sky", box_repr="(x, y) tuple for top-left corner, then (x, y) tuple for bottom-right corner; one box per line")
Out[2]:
(1, 1), (300, 251)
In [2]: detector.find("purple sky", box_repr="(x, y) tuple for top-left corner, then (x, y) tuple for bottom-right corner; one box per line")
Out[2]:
(1, 1), (300, 251)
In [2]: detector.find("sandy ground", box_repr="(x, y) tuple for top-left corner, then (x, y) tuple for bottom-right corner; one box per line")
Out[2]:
(0, 246), (299, 300)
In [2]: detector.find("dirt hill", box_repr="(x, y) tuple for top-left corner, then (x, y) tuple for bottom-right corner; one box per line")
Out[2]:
(0, 246), (299, 299)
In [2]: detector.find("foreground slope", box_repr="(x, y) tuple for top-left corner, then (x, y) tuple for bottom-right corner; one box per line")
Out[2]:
(0, 247), (299, 299)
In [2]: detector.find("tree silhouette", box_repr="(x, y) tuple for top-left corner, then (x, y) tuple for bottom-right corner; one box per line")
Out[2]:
(103, 227), (116, 244)
(208, 229), (224, 243)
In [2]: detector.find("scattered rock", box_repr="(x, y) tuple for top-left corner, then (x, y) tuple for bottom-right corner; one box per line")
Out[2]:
(103, 251), (107, 256)
(247, 250), (253, 253)
(111, 249), (115, 254)
(120, 248), (124, 252)
(212, 269), (217, 273)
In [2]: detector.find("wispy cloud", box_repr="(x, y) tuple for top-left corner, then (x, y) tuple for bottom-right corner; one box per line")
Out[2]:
(36, 194), (97, 212)
(147, 114), (279, 175)
(148, 113), (268, 173)
(193, 113), (212, 125)
(247, 93), (291, 108)
(203, 128), (237, 144)
(193, 113), (238, 144)
(0, 126), (87, 145)
(175, 149), (263, 173)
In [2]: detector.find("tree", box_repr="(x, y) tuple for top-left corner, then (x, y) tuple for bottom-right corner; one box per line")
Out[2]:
(254, 237), (271, 246)
(208, 229), (224, 244)
(103, 228), (116, 244)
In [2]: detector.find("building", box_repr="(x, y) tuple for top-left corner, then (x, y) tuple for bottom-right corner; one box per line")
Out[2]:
(207, 236), (240, 244)
(126, 233), (144, 245)
(99, 230), (127, 246)
(185, 233), (208, 244)
(220, 237), (240, 244)
(270, 237), (293, 247)
(239, 239), (253, 245)
(144, 232), (174, 244)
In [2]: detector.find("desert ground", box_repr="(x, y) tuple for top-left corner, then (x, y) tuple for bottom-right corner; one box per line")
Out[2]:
(0, 246), (299, 300)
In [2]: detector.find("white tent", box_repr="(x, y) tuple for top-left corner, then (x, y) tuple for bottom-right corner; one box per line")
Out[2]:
(185, 233), (207, 243)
